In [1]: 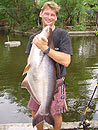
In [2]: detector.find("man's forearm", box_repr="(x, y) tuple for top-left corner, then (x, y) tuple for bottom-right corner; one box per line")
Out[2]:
(33, 36), (71, 67)
(47, 48), (71, 67)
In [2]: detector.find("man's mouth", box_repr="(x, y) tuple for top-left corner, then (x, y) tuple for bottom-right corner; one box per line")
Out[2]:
(46, 21), (53, 24)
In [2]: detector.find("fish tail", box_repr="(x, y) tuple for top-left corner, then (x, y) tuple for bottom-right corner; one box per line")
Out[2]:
(45, 114), (54, 126)
(32, 113), (54, 127)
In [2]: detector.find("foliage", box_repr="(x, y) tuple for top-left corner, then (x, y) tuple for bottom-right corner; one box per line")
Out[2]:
(57, 0), (86, 26)
(72, 24), (86, 31)
(84, 0), (98, 12)
(94, 30), (98, 36)
(0, 0), (40, 31)
(84, 0), (98, 29)
(38, 0), (86, 27)
(0, 0), (98, 31)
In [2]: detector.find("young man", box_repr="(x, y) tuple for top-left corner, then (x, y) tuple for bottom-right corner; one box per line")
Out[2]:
(25, 1), (73, 130)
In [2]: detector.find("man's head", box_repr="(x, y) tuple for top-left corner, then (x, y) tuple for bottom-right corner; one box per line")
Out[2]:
(41, 1), (60, 16)
(40, 1), (60, 29)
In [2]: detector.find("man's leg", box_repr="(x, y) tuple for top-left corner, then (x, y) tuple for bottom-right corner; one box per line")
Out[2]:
(27, 96), (44, 130)
(32, 112), (62, 130)
(32, 111), (44, 130)
(50, 78), (66, 130)
(53, 114), (62, 130)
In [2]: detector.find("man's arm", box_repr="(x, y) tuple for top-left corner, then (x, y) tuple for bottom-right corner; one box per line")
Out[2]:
(33, 35), (71, 67)
(47, 49), (71, 67)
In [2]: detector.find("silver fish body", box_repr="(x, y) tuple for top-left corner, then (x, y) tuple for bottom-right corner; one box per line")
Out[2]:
(21, 26), (56, 127)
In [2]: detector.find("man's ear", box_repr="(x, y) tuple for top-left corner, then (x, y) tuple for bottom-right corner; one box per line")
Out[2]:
(40, 11), (42, 17)
(55, 17), (57, 21)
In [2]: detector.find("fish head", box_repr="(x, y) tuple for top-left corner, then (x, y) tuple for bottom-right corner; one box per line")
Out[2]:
(44, 26), (52, 37)
(40, 26), (52, 42)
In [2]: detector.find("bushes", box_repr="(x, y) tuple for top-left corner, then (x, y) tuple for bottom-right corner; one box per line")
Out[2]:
(0, 0), (97, 31)
(72, 25), (86, 31)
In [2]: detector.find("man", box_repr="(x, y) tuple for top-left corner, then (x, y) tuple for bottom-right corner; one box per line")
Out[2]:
(25, 1), (73, 130)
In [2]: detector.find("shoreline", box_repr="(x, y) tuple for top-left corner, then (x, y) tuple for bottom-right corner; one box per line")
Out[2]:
(0, 26), (96, 36)
(0, 121), (98, 130)
(69, 31), (96, 36)
(11, 30), (96, 37)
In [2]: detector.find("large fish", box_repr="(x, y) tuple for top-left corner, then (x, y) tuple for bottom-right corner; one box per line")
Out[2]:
(21, 26), (56, 127)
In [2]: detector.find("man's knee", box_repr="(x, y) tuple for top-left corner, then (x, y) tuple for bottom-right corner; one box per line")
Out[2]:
(53, 114), (62, 129)
(32, 111), (36, 117)
(32, 111), (44, 130)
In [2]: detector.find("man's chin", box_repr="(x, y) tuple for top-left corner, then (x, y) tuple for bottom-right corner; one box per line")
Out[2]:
(44, 22), (53, 27)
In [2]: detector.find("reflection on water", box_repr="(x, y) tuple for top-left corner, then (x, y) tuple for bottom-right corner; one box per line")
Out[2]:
(78, 38), (97, 58)
(0, 93), (31, 124)
(63, 36), (98, 122)
(0, 31), (98, 123)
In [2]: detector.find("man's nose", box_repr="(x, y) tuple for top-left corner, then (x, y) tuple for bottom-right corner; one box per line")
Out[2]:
(48, 15), (52, 19)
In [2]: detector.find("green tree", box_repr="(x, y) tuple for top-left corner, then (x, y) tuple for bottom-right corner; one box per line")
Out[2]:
(84, 0), (98, 29)
(0, 0), (97, 31)
(38, 0), (97, 30)
(0, 0), (40, 31)
(38, 0), (86, 29)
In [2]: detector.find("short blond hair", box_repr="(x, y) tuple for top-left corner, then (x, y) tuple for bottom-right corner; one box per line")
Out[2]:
(41, 1), (60, 16)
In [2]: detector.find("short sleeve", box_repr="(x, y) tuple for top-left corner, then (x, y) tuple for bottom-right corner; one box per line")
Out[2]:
(25, 35), (34, 54)
(59, 30), (73, 56)
(25, 31), (41, 54)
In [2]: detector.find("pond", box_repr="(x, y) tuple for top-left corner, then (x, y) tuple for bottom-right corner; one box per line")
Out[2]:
(0, 31), (98, 124)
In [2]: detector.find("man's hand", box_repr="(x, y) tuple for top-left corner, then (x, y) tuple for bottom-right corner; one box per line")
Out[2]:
(32, 34), (48, 51)
(32, 34), (71, 67)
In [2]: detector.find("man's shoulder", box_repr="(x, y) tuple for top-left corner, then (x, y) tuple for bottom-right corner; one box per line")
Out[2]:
(53, 27), (68, 38)
(29, 31), (41, 40)
(55, 27), (68, 32)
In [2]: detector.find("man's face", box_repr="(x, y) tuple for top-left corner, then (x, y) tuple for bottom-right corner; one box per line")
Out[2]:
(40, 7), (57, 27)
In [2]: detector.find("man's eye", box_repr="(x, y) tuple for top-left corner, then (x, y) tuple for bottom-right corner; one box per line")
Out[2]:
(51, 14), (55, 17)
(45, 13), (49, 15)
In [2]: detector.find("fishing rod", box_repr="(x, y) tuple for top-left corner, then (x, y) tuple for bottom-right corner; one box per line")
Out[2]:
(77, 79), (98, 130)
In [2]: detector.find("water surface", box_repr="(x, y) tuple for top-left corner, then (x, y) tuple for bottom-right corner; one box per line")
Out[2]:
(0, 31), (98, 123)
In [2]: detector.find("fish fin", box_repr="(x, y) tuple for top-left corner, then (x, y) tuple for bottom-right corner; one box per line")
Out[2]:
(21, 78), (40, 105)
(22, 64), (30, 75)
(32, 113), (54, 127)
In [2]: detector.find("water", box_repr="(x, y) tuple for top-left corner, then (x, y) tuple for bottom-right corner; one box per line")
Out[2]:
(0, 31), (98, 123)
(64, 36), (98, 122)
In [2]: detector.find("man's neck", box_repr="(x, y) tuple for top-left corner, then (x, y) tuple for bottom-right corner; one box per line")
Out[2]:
(43, 25), (55, 31)
(51, 25), (55, 31)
